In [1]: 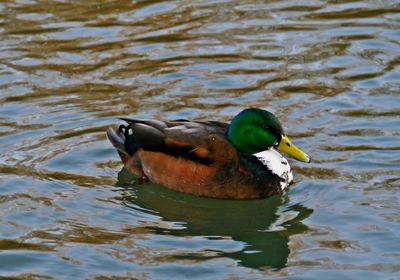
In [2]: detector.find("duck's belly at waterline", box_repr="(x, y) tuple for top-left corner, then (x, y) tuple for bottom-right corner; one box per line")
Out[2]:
(134, 150), (281, 199)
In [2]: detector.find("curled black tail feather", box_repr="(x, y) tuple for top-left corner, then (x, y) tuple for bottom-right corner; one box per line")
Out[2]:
(106, 125), (139, 156)
(118, 124), (139, 156)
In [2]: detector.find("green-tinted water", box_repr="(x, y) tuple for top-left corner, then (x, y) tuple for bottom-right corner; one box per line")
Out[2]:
(0, 1), (399, 279)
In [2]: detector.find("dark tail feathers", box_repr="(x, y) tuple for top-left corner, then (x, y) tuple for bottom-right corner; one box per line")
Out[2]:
(106, 125), (139, 156)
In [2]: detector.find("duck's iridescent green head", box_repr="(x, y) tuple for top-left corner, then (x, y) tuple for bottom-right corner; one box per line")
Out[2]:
(227, 108), (311, 163)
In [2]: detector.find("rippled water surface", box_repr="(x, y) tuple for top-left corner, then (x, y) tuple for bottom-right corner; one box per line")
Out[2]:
(1, 0), (400, 278)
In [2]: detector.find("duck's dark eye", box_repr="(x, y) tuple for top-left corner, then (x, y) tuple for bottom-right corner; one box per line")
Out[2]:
(262, 126), (270, 131)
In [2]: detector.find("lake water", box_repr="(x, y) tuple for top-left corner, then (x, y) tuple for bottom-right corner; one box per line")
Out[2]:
(0, 0), (399, 279)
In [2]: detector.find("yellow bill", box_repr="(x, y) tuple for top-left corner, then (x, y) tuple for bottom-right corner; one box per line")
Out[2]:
(277, 135), (311, 163)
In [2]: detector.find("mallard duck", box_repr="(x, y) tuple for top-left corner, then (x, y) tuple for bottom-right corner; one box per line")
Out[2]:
(107, 108), (310, 199)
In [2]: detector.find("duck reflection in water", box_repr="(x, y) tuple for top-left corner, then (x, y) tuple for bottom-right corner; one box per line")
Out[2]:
(117, 168), (312, 270)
